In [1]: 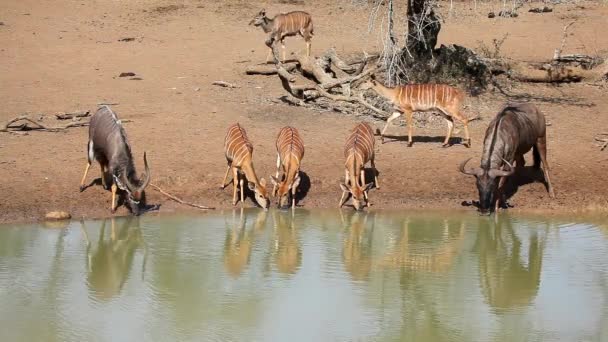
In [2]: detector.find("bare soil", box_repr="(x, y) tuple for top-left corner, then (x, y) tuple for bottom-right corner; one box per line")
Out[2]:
(1, 0), (607, 224)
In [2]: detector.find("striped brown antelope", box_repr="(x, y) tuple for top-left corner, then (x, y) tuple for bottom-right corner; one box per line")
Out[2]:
(359, 75), (472, 148)
(221, 123), (270, 209)
(270, 126), (305, 209)
(339, 122), (379, 211)
(249, 9), (313, 63)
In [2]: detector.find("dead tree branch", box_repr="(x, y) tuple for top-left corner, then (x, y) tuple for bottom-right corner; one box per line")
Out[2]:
(55, 111), (90, 120)
(1, 115), (132, 133)
(212, 81), (238, 88)
(150, 183), (215, 210)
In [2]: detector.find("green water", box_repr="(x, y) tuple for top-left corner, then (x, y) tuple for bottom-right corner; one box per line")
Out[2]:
(0, 209), (607, 342)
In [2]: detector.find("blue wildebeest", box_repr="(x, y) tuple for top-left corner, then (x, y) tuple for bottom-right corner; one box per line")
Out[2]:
(459, 103), (555, 214)
(79, 106), (151, 214)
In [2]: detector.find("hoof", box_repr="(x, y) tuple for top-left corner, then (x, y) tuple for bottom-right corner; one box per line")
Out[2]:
(79, 185), (86, 192)
(463, 139), (471, 148)
(441, 143), (451, 148)
(110, 208), (116, 214)
(407, 142), (413, 147)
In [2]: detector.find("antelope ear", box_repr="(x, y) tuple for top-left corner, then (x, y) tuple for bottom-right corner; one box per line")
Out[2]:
(339, 183), (349, 192)
(260, 9), (266, 15)
(248, 181), (256, 191)
(363, 182), (374, 192)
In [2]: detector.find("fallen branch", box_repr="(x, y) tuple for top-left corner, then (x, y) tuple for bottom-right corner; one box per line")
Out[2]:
(212, 81), (238, 88)
(150, 183), (215, 210)
(55, 111), (90, 120)
(0, 115), (132, 133)
(245, 62), (297, 75)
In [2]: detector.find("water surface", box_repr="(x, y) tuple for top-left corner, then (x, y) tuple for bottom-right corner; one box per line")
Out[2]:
(0, 209), (607, 341)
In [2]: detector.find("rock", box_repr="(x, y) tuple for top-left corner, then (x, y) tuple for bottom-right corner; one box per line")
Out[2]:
(45, 211), (71, 220)
(119, 72), (136, 77)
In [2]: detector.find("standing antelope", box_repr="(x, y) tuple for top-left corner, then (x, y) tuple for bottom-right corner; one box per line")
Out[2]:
(79, 106), (151, 215)
(221, 123), (270, 209)
(340, 122), (379, 211)
(249, 9), (313, 63)
(459, 103), (555, 214)
(359, 75), (472, 148)
(270, 126), (305, 209)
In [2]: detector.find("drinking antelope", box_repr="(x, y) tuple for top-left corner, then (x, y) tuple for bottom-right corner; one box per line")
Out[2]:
(221, 123), (270, 209)
(270, 126), (305, 209)
(340, 122), (379, 211)
(359, 75), (472, 148)
(249, 9), (313, 63)
(79, 106), (151, 214)
(459, 103), (555, 214)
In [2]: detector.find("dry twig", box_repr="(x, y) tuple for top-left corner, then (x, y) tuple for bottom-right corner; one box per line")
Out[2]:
(212, 81), (238, 88)
(150, 183), (215, 210)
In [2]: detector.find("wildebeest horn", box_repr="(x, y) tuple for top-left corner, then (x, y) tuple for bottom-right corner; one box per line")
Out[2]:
(138, 152), (151, 191)
(459, 158), (482, 176)
(488, 158), (515, 178)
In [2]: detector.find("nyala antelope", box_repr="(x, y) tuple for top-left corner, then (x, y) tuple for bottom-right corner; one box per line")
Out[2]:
(249, 9), (313, 63)
(271, 126), (305, 209)
(340, 122), (379, 211)
(221, 123), (270, 209)
(79, 106), (151, 215)
(359, 75), (472, 148)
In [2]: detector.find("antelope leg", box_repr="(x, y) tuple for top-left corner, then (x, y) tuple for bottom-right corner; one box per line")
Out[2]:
(405, 110), (414, 147)
(239, 178), (245, 207)
(371, 157), (379, 189)
(442, 117), (454, 147)
(232, 167), (239, 206)
(221, 164), (232, 189)
(273, 154), (281, 196)
(281, 41), (286, 62)
(100, 164), (107, 189)
(380, 111), (401, 144)
(79, 163), (91, 192)
(110, 183), (117, 213)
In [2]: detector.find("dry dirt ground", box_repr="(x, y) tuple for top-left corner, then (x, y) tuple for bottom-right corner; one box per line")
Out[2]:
(1, 0), (607, 223)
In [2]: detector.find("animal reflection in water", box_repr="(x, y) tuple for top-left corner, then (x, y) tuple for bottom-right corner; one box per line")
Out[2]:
(341, 211), (374, 280)
(223, 208), (268, 277)
(79, 217), (147, 300)
(271, 210), (302, 274)
(376, 218), (465, 273)
(475, 217), (544, 310)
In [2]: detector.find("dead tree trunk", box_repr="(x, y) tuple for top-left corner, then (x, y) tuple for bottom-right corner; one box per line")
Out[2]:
(405, 0), (441, 60)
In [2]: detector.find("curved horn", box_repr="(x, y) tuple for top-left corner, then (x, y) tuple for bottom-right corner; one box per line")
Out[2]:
(458, 158), (482, 176)
(138, 152), (151, 191)
(489, 158), (515, 178)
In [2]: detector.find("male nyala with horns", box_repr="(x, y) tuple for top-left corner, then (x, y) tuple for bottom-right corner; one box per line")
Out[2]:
(79, 106), (151, 215)
(459, 103), (555, 214)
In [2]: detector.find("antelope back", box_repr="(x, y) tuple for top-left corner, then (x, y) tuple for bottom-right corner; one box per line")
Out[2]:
(89, 106), (133, 165)
(344, 122), (375, 167)
(276, 126), (304, 168)
(224, 123), (253, 167)
(397, 84), (462, 111)
(274, 11), (313, 34)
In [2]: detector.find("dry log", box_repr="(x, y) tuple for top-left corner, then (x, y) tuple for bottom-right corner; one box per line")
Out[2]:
(55, 111), (90, 120)
(150, 183), (215, 210)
